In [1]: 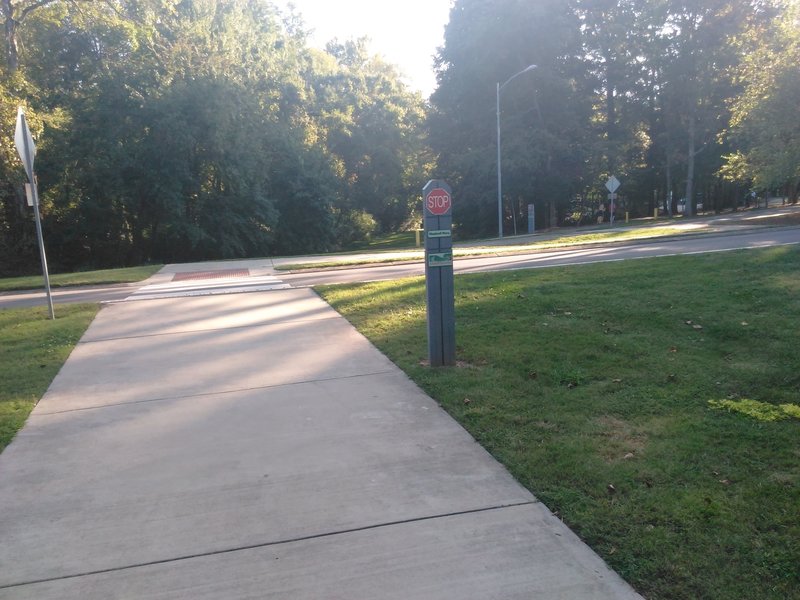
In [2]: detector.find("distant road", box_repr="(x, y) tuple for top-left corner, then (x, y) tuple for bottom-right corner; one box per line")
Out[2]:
(2, 226), (798, 310)
(0, 284), (136, 310)
(282, 227), (800, 287)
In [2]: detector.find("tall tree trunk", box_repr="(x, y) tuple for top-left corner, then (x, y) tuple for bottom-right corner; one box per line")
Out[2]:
(3, 0), (65, 73)
(606, 59), (617, 175)
(512, 196), (517, 235)
(666, 147), (673, 218)
(684, 116), (695, 218)
(2, 0), (18, 73)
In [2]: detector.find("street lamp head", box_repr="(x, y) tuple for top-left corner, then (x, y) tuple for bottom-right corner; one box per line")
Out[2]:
(499, 64), (538, 90)
(497, 63), (538, 239)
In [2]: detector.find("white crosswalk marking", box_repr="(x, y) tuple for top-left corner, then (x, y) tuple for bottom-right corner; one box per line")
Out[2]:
(124, 274), (290, 301)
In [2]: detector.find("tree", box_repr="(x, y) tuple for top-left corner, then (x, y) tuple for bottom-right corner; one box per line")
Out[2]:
(652, 0), (764, 217)
(306, 38), (430, 232)
(576, 0), (650, 175)
(0, 77), (40, 275)
(32, 0), (326, 265)
(0, 0), (430, 272)
(431, 0), (591, 236)
(721, 0), (800, 201)
(2, 0), (62, 73)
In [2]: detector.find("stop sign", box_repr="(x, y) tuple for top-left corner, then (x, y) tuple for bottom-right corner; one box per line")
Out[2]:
(425, 187), (452, 216)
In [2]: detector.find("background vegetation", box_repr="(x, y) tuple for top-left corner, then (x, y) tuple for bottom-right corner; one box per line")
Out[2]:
(1, 0), (430, 274)
(1, 0), (798, 274)
(430, 0), (800, 235)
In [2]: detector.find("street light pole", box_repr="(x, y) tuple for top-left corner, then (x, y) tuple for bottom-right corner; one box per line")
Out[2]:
(496, 82), (502, 239)
(496, 64), (537, 239)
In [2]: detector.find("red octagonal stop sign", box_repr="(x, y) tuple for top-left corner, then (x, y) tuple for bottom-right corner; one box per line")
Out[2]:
(425, 187), (452, 216)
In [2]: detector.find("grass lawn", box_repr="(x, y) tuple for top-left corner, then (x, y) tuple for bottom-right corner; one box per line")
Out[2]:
(0, 265), (162, 292)
(318, 246), (800, 600)
(0, 304), (99, 454)
(531, 224), (687, 246)
(345, 230), (420, 251)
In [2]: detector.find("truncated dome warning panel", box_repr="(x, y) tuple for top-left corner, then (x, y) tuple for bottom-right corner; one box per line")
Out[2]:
(172, 269), (250, 282)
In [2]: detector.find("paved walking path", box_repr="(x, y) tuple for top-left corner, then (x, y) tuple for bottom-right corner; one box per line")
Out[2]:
(0, 264), (642, 599)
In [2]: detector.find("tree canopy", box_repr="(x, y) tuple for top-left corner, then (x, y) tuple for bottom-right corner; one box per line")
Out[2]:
(1, 0), (429, 274)
(721, 0), (800, 199)
(1, 0), (797, 274)
(431, 0), (793, 235)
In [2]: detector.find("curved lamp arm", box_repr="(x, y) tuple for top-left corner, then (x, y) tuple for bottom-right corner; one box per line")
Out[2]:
(496, 64), (537, 238)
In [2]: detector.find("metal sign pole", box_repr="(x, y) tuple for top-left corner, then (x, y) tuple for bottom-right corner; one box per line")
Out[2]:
(423, 180), (455, 367)
(605, 176), (621, 230)
(29, 178), (55, 319)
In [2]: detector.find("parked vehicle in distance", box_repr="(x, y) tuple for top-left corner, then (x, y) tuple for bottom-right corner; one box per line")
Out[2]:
(677, 198), (703, 213)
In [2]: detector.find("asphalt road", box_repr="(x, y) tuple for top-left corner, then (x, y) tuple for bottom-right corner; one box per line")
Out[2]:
(0, 283), (139, 310)
(2, 226), (798, 310)
(282, 226), (800, 287)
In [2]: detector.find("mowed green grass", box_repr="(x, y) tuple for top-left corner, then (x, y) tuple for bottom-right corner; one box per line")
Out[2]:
(345, 230), (420, 251)
(318, 246), (800, 600)
(0, 304), (99, 453)
(0, 265), (162, 292)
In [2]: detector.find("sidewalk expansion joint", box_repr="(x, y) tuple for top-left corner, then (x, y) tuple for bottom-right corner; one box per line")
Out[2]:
(0, 501), (537, 591)
(34, 370), (398, 416)
(77, 316), (343, 344)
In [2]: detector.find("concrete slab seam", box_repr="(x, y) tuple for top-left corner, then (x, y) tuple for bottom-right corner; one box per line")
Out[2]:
(33, 369), (398, 416)
(76, 316), (344, 345)
(0, 501), (537, 591)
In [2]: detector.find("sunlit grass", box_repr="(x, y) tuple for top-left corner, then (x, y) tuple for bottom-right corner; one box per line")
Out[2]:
(319, 246), (800, 600)
(708, 398), (800, 422)
(0, 265), (162, 292)
(345, 230), (421, 251)
(0, 304), (99, 453)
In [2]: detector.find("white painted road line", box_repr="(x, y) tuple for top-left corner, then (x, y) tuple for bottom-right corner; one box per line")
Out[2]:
(124, 275), (291, 301)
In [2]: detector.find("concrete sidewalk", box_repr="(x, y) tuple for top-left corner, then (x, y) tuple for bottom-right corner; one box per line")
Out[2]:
(0, 283), (642, 599)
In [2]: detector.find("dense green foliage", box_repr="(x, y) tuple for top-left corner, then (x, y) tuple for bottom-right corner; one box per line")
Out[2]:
(1, 0), (798, 270)
(431, 0), (798, 235)
(319, 246), (800, 599)
(721, 0), (800, 195)
(0, 0), (429, 274)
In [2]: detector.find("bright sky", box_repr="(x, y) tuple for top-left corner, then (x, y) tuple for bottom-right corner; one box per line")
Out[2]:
(277, 0), (453, 97)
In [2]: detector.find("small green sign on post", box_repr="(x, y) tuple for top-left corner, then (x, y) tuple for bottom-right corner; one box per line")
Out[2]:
(427, 251), (453, 267)
(423, 180), (455, 367)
